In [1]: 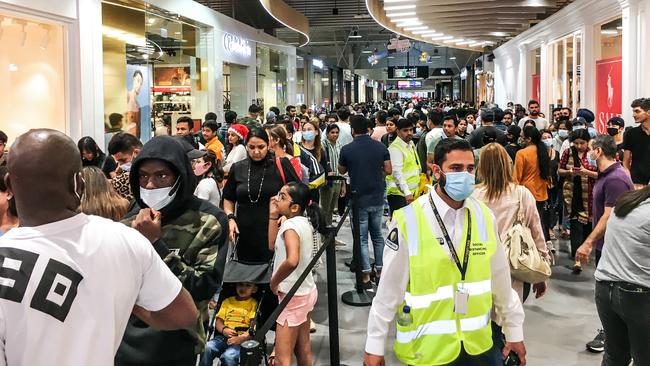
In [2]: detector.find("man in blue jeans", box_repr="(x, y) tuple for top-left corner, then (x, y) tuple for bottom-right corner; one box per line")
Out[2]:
(339, 115), (392, 289)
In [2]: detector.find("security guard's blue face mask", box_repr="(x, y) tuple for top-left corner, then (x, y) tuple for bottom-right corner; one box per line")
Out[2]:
(440, 171), (475, 201)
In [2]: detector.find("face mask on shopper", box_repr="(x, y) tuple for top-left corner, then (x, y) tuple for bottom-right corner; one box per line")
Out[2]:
(120, 162), (132, 172)
(607, 127), (619, 137)
(542, 138), (553, 148)
(588, 127), (597, 138)
(302, 130), (316, 142)
(558, 130), (569, 139)
(439, 171), (475, 201)
(140, 177), (180, 210)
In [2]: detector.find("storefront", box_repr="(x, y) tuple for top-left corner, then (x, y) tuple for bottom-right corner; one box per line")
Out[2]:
(493, 0), (650, 127)
(1, 0), (297, 147)
(295, 55), (332, 111)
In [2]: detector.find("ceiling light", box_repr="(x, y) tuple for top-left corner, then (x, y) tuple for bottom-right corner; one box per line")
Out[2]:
(147, 17), (156, 25)
(456, 40), (475, 45)
(600, 29), (619, 35)
(349, 30), (362, 38)
(361, 50), (373, 53)
(431, 35), (453, 41)
(431, 55), (441, 59)
(396, 20), (422, 27)
(616, 26), (623, 30)
(387, 56), (395, 59)
(403, 26), (427, 31)
(142, 53), (149, 59)
(390, 17), (418, 23)
(412, 29), (437, 34)
(469, 42), (484, 47)
(490, 31), (508, 37)
(449, 56), (457, 60)
(444, 38), (463, 44)
(384, 4), (416, 11)
(387, 11), (417, 17)
(384, 0), (414, 2)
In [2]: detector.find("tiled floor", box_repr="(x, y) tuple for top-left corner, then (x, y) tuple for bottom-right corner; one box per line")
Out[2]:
(304, 216), (604, 366)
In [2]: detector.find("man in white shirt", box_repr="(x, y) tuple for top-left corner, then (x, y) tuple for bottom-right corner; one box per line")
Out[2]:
(424, 110), (445, 149)
(518, 100), (549, 130)
(365, 138), (526, 366)
(336, 106), (353, 147)
(0, 129), (197, 366)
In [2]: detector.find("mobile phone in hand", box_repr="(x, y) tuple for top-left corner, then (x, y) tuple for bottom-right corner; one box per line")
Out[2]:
(504, 351), (521, 366)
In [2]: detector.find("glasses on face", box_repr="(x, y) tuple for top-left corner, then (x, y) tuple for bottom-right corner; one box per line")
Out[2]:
(276, 191), (293, 203)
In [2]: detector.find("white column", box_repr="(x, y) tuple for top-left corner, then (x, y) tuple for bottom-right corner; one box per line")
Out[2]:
(620, 0), (639, 126)
(581, 24), (596, 118)
(636, 0), (650, 98)
(76, 0), (105, 146)
(517, 44), (528, 105)
(539, 42), (549, 112)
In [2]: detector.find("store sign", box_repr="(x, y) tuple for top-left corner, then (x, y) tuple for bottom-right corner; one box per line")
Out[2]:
(388, 66), (428, 79)
(312, 59), (324, 69)
(223, 33), (251, 58)
(595, 57), (622, 133)
(531, 74), (540, 103)
(343, 69), (354, 81)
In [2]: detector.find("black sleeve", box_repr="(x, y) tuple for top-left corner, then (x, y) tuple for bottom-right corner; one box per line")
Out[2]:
(102, 156), (118, 178)
(280, 157), (300, 182)
(320, 147), (331, 174)
(223, 162), (239, 201)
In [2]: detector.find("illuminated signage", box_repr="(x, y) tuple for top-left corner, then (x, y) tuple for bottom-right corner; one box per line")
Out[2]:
(223, 33), (251, 58)
(312, 59), (324, 69)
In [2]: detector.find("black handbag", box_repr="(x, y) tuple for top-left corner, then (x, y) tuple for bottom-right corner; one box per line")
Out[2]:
(223, 236), (273, 284)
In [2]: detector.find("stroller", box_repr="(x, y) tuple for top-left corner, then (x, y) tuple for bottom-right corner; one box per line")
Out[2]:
(204, 237), (274, 366)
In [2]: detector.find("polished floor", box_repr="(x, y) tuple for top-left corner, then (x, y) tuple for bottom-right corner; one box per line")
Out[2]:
(305, 215), (604, 366)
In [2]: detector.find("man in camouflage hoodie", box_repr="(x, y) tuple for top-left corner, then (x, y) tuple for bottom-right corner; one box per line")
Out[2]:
(238, 103), (263, 130)
(115, 136), (228, 366)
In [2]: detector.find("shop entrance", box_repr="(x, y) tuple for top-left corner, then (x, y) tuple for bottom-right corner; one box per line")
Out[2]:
(223, 62), (248, 114)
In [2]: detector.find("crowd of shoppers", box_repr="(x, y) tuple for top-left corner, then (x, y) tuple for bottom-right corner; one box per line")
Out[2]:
(0, 94), (648, 366)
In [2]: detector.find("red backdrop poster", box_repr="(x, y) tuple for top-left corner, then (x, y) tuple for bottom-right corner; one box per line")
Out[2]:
(595, 57), (622, 133)
(531, 74), (540, 102)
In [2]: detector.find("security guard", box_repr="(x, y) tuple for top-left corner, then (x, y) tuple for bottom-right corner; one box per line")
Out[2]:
(364, 138), (527, 366)
(386, 118), (422, 215)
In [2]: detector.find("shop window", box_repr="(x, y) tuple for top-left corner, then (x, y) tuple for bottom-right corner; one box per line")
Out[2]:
(102, 0), (209, 141)
(0, 14), (65, 144)
(256, 45), (288, 112)
(595, 18), (623, 132)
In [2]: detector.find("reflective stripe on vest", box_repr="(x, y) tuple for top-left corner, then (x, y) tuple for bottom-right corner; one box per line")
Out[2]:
(395, 313), (491, 343)
(391, 196), (497, 365)
(386, 140), (421, 196)
(403, 279), (491, 309)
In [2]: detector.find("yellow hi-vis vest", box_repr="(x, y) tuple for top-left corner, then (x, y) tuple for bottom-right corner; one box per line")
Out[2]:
(392, 197), (497, 365)
(386, 139), (422, 197)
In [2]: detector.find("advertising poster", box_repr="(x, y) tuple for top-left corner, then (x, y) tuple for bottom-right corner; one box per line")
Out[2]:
(126, 64), (151, 141)
(154, 66), (191, 86)
(531, 74), (540, 103)
(595, 57), (622, 133)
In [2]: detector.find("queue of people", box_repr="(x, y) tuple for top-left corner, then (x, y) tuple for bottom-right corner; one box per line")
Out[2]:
(0, 96), (648, 366)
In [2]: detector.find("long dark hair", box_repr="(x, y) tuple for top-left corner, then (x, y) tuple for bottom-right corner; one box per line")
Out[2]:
(522, 126), (550, 180)
(200, 151), (225, 184)
(77, 136), (105, 166)
(614, 186), (650, 218)
(285, 182), (327, 234)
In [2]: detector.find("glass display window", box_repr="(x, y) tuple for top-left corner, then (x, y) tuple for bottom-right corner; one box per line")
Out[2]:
(256, 45), (288, 112)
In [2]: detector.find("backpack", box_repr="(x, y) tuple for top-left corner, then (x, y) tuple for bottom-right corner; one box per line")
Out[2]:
(275, 157), (303, 184)
(502, 186), (552, 284)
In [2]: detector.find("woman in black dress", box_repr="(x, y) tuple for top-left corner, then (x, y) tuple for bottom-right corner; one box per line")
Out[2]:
(223, 128), (299, 263)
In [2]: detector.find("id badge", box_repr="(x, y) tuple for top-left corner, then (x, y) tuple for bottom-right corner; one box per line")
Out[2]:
(454, 285), (470, 315)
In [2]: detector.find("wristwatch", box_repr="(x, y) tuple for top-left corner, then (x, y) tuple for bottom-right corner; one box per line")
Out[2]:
(227, 213), (236, 221)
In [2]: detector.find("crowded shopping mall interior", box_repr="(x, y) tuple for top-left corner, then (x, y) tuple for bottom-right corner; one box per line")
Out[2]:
(1, 0), (650, 365)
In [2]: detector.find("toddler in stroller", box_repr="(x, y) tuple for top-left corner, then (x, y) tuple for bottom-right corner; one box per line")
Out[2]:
(200, 282), (258, 366)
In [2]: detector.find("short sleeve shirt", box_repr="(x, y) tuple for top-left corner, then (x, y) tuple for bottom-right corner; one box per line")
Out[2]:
(217, 297), (258, 334)
(339, 135), (390, 208)
(591, 163), (634, 250)
(622, 126), (650, 184)
(0, 214), (181, 366)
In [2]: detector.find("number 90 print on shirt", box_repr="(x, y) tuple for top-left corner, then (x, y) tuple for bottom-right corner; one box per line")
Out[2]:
(0, 247), (83, 322)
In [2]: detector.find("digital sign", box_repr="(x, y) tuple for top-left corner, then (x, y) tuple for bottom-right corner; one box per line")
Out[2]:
(388, 66), (429, 79)
(397, 80), (422, 89)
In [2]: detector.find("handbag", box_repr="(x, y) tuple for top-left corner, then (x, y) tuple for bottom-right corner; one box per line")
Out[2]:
(502, 186), (552, 284)
(223, 236), (272, 284)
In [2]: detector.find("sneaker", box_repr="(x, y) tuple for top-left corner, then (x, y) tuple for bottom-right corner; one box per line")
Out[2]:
(310, 319), (317, 333)
(546, 240), (556, 254)
(359, 280), (375, 291)
(586, 329), (605, 352)
(571, 263), (582, 275)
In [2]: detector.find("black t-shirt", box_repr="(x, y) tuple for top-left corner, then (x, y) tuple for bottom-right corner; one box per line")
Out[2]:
(222, 157), (298, 263)
(339, 135), (390, 208)
(622, 126), (650, 184)
(469, 126), (508, 149)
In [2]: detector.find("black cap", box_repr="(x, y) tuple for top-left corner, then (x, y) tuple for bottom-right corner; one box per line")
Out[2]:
(607, 116), (625, 127)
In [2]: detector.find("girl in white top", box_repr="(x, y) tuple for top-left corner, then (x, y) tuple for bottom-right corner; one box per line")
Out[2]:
(268, 182), (327, 366)
(223, 124), (248, 173)
(192, 151), (223, 207)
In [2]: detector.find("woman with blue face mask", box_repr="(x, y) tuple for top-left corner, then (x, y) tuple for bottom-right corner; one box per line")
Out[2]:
(299, 118), (330, 203)
(542, 130), (560, 243)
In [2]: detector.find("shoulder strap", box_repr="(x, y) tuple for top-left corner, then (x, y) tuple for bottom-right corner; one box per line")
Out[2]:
(516, 185), (524, 223)
(275, 157), (286, 184)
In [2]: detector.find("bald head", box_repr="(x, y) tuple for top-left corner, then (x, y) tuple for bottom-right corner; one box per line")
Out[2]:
(6, 129), (83, 225)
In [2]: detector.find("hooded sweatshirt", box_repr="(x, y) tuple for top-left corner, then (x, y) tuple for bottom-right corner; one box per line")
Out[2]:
(115, 136), (228, 365)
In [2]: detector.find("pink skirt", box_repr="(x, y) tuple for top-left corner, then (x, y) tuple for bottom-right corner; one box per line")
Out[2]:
(276, 288), (318, 327)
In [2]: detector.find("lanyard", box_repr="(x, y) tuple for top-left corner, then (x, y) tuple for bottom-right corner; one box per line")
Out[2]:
(428, 193), (472, 281)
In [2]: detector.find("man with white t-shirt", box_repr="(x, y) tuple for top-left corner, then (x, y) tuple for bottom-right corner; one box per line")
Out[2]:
(518, 99), (549, 130)
(0, 129), (198, 366)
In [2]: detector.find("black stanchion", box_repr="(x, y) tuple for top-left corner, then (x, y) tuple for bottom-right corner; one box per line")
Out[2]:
(341, 191), (375, 306)
(250, 202), (352, 366)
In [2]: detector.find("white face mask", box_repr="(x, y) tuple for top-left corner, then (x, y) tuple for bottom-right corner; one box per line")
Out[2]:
(120, 162), (132, 172)
(140, 178), (180, 210)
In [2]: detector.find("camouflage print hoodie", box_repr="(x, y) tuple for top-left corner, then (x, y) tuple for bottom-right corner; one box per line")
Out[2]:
(115, 136), (228, 366)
